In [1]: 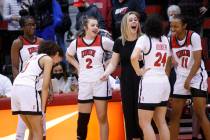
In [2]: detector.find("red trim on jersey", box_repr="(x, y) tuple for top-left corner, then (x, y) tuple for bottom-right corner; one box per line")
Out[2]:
(171, 30), (193, 48)
(77, 35), (101, 48)
(19, 36), (40, 46)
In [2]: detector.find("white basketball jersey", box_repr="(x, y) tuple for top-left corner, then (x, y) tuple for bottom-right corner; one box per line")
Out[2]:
(135, 35), (171, 76)
(76, 35), (107, 82)
(13, 54), (46, 89)
(18, 36), (41, 72)
(170, 31), (206, 76)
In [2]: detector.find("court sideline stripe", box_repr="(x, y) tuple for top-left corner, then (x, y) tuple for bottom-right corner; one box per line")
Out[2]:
(0, 111), (78, 140)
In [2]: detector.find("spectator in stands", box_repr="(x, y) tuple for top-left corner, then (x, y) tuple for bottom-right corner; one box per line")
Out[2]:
(169, 0), (208, 34)
(73, 0), (106, 32)
(66, 16), (114, 140)
(3, 0), (23, 31)
(0, 0), (3, 21)
(0, 14), (2, 21)
(167, 5), (181, 22)
(180, 0), (208, 34)
(101, 11), (143, 140)
(10, 15), (44, 140)
(2, 0), (32, 67)
(10, 41), (63, 140)
(87, 0), (112, 31)
(55, 0), (71, 55)
(166, 5), (181, 36)
(168, 14), (210, 140)
(27, 0), (63, 41)
(0, 74), (12, 98)
(128, 0), (146, 23)
(51, 62), (71, 93)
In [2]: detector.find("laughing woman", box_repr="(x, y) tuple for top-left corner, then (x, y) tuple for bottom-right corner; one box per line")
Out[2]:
(101, 11), (143, 140)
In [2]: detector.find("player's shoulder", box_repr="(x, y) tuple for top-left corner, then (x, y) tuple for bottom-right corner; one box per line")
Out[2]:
(12, 38), (22, 49)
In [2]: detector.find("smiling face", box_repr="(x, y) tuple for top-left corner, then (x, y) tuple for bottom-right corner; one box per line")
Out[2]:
(127, 14), (139, 35)
(170, 18), (187, 37)
(84, 18), (99, 39)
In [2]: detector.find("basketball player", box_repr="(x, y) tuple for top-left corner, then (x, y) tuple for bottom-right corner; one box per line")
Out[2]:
(11, 41), (63, 140)
(168, 14), (210, 140)
(131, 14), (171, 140)
(66, 16), (114, 140)
(10, 15), (44, 140)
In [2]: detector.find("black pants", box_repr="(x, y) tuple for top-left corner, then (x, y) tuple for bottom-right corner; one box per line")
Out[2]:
(121, 87), (143, 140)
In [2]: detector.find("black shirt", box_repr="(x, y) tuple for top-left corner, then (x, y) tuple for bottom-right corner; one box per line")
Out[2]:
(113, 38), (141, 81)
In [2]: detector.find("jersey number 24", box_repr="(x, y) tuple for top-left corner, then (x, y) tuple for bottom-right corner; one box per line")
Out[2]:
(154, 52), (167, 67)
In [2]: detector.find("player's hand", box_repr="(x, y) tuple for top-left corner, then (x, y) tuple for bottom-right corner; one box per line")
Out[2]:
(184, 79), (191, 90)
(100, 73), (109, 81)
(136, 68), (150, 76)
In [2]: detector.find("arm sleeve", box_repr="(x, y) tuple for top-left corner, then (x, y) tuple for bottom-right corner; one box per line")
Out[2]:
(66, 39), (77, 56)
(191, 33), (202, 51)
(102, 36), (114, 52)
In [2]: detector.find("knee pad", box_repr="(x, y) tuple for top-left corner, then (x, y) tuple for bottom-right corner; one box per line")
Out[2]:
(77, 112), (90, 140)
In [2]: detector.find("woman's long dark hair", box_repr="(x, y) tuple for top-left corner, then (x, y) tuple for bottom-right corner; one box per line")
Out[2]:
(144, 14), (163, 38)
(38, 41), (64, 57)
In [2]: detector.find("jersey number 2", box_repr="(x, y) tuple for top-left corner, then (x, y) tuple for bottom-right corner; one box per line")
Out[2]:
(86, 58), (93, 69)
(154, 52), (167, 67)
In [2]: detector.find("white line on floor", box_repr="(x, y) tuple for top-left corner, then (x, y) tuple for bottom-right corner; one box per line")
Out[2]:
(0, 111), (78, 140)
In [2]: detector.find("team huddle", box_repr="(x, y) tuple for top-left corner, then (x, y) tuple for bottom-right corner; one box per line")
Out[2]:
(10, 12), (210, 140)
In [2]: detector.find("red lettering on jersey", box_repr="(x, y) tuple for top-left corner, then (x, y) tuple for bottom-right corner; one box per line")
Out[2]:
(176, 50), (190, 58)
(81, 49), (96, 58)
(28, 47), (38, 54)
(156, 44), (167, 50)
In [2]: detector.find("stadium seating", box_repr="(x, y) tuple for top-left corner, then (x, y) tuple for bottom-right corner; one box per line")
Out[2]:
(145, 5), (162, 15)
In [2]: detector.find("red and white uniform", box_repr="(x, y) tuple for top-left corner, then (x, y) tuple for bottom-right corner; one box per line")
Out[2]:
(170, 31), (208, 97)
(18, 36), (41, 72)
(11, 54), (46, 115)
(135, 35), (171, 109)
(67, 35), (114, 102)
(15, 37), (45, 139)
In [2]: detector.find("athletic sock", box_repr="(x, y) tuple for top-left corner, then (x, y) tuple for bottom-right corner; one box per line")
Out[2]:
(77, 112), (90, 140)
